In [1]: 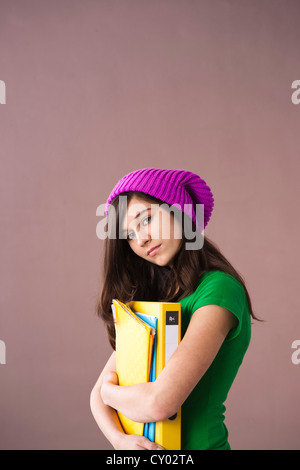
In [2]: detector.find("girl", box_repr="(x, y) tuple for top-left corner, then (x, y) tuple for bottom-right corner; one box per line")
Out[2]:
(90, 168), (257, 450)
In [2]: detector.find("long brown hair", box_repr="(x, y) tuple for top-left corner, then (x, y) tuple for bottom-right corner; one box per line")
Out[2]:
(97, 191), (259, 349)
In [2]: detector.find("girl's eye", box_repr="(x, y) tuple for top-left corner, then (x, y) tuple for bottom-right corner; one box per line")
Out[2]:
(127, 216), (151, 241)
(142, 216), (151, 226)
(127, 232), (136, 241)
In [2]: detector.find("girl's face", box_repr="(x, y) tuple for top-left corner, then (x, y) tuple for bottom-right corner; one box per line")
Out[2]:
(121, 195), (183, 267)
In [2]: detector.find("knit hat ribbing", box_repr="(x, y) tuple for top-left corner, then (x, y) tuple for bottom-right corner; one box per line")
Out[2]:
(105, 168), (214, 230)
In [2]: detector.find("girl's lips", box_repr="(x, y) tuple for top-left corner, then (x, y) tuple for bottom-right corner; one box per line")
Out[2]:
(147, 244), (161, 257)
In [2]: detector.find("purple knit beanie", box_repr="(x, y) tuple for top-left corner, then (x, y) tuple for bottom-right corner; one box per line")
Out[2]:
(105, 168), (214, 230)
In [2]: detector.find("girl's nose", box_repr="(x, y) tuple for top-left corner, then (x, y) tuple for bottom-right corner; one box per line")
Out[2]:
(136, 229), (151, 246)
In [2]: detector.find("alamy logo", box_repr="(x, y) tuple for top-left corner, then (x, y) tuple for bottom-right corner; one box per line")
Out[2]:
(291, 80), (300, 105)
(291, 340), (300, 365)
(96, 196), (205, 250)
(0, 340), (6, 364)
(0, 80), (6, 104)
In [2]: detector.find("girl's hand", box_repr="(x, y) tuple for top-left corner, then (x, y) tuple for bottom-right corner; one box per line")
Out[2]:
(116, 434), (164, 451)
(102, 371), (119, 386)
(101, 371), (119, 404)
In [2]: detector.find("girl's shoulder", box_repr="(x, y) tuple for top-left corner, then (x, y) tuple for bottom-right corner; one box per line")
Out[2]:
(196, 269), (244, 290)
(180, 270), (251, 341)
(180, 270), (248, 316)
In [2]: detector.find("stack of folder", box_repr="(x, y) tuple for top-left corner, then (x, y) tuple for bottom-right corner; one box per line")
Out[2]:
(111, 299), (181, 450)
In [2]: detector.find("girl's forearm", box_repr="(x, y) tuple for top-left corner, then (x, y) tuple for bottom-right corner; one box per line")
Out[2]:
(101, 380), (163, 423)
(90, 383), (125, 449)
(90, 354), (126, 449)
(91, 376), (165, 451)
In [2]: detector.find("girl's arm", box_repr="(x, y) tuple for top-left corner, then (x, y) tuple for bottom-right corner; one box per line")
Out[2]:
(90, 352), (124, 449)
(90, 351), (164, 450)
(101, 304), (238, 423)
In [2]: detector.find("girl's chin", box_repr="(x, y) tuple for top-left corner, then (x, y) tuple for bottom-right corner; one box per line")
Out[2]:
(150, 257), (173, 267)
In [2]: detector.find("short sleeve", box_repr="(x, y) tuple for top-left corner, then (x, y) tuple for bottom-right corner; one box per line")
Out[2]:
(190, 271), (249, 341)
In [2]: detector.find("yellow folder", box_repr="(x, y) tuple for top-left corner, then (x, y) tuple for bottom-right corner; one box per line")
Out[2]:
(130, 300), (181, 450)
(112, 299), (181, 450)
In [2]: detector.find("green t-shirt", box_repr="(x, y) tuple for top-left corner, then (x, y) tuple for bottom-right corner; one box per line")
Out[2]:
(178, 270), (251, 450)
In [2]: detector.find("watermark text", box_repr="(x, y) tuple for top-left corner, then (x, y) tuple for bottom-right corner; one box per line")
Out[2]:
(291, 80), (300, 105)
(96, 197), (204, 250)
(0, 340), (6, 364)
(291, 340), (300, 365)
(0, 80), (6, 104)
